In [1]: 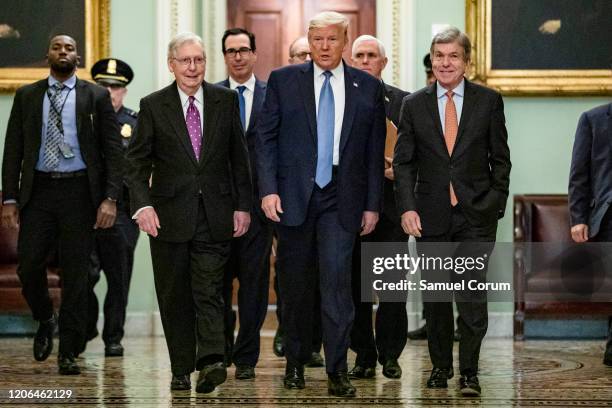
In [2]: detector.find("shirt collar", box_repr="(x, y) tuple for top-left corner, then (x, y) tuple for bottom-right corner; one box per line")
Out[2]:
(229, 74), (256, 93)
(436, 78), (465, 99)
(177, 84), (204, 107)
(313, 60), (344, 80)
(48, 74), (77, 89)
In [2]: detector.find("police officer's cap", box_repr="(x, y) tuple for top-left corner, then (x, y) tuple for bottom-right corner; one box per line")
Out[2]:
(91, 58), (134, 87)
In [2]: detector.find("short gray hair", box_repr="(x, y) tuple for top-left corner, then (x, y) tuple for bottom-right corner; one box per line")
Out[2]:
(352, 35), (386, 59)
(167, 32), (206, 60)
(308, 11), (349, 34)
(430, 26), (471, 62)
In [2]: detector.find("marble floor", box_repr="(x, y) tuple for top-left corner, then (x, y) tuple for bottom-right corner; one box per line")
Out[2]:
(0, 336), (611, 407)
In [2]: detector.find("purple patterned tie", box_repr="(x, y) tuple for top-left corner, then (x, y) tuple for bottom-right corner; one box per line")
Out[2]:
(186, 96), (202, 160)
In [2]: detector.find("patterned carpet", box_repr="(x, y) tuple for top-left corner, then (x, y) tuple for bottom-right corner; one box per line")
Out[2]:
(0, 336), (611, 407)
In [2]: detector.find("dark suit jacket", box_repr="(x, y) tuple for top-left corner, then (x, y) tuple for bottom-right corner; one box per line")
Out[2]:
(382, 82), (409, 221)
(393, 79), (511, 236)
(126, 81), (252, 242)
(256, 60), (386, 233)
(568, 103), (612, 237)
(2, 77), (123, 208)
(216, 77), (266, 199)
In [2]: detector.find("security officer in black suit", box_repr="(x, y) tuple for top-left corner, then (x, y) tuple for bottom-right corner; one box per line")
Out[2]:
(85, 58), (140, 357)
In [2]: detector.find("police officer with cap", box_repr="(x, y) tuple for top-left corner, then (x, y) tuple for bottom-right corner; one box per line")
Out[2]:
(85, 58), (139, 357)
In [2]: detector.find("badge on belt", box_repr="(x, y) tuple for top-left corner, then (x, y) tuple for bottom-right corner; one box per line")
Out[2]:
(120, 123), (132, 138)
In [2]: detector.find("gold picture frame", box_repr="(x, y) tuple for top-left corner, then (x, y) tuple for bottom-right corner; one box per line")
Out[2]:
(466, 0), (612, 96)
(0, 0), (110, 93)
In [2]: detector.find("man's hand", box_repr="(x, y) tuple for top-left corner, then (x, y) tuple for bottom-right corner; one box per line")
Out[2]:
(136, 207), (160, 237)
(401, 210), (422, 237)
(1, 203), (19, 229)
(94, 199), (117, 229)
(571, 223), (589, 243)
(360, 211), (379, 236)
(261, 194), (283, 222)
(233, 211), (251, 237)
(384, 156), (394, 180)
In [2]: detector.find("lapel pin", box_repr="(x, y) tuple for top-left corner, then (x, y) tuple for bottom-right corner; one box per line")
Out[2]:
(353, 82), (358, 87)
(384, 96), (390, 102)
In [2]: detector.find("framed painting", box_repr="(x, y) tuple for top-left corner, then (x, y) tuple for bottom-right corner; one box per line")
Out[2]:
(466, 0), (612, 95)
(0, 0), (109, 92)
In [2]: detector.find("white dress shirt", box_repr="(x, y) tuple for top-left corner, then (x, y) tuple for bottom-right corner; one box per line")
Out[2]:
(437, 79), (465, 132)
(229, 74), (256, 131)
(314, 62), (345, 166)
(177, 84), (204, 126)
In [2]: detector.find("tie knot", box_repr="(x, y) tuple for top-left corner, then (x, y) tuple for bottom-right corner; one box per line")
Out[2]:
(323, 71), (332, 79)
(236, 85), (246, 95)
(188, 95), (196, 105)
(51, 82), (64, 92)
(446, 90), (454, 99)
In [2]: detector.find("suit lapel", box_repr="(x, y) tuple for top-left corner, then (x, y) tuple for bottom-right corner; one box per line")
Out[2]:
(454, 79), (477, 151)
(297, 62), (317, 145)
(32, 80), (46, 152)
(248, 80), (265, 133)
(425, 83), (445, 145)
(339, 63), (357, 154)
(75, 79), (88, 141)
(200, 82), (220, 165)
(162, 83), (199, 167)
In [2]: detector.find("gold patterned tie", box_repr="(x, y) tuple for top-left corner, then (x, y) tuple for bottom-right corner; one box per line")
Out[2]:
(444, 90), (458, 206)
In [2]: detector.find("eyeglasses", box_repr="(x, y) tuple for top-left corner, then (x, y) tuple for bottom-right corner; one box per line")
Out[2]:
(172, 56), (206, 66)
(292, 52), (311, 61)
(224, 47), (252, 58)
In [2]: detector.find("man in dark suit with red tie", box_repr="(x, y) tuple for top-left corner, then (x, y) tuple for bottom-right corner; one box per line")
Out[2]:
(256, 11), (386, 397)
(394, 27), (511, 397)
(568, 101), (612, 366)
(1, 35), (123, 375)
(126, 32), (252, 393)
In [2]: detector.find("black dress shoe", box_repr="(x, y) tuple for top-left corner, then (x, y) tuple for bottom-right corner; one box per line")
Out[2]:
(273, 328), (285, 357)
(459, 375), (481, 396)
(283, 364), (305, 389)
(382, 359), (402, 379)
(196, 362), (227, 393)
(348, 364), (375, 379)
(407, 324), (427, 340)
(105, 343), (124, 357)
(427, 367), (454, 388)
(171, 374), (191, 390)
(235, 365), (255, 379)
(604, 341), (612, 366)
(34, 314), (57, 361)
(305, 351), (325, 367)
(327, 370), (356, 397)
(58, 353), (80, 375)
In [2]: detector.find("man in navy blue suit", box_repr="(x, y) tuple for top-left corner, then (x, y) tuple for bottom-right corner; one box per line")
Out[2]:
(569, 101), (612, 366)
(217, 27), (273, 380)
(256, 11), (386, 397)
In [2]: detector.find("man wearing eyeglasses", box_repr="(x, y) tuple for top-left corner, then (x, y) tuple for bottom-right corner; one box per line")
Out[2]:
(126, 32), (252, 394)
(288, 36), (311, 64)
(217, 27), (272, 381)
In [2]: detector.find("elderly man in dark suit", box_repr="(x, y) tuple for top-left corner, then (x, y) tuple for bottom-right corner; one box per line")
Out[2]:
(569, 102), (612, 366)
(348, 34), (409, 380)
(1, 34), (123, 375)
(256, 11), (386, 397)
(217, 27), (272, 379)
(126, 32), (252, 393)
(394, 27), (511, 397)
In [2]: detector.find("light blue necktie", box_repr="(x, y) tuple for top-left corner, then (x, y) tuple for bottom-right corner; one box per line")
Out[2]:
(316, 71), (334, 188)
(237, 85), (246, 130)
